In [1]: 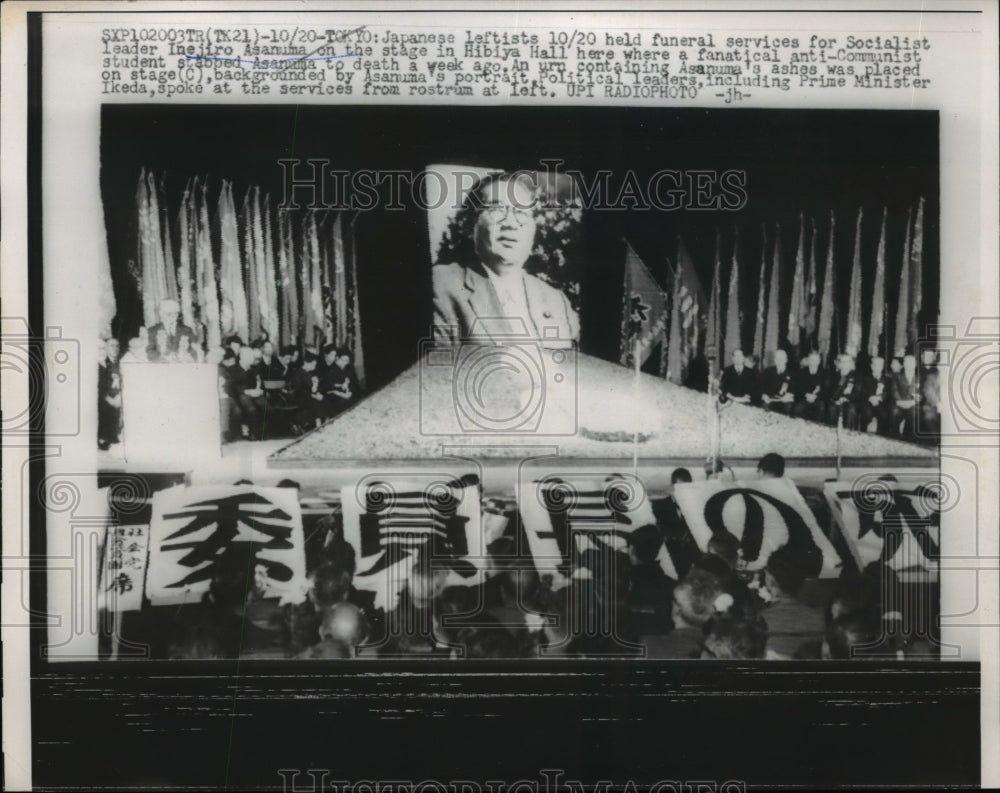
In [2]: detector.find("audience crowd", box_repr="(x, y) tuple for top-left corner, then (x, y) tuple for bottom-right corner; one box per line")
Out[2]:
(158, 455), (938, 662)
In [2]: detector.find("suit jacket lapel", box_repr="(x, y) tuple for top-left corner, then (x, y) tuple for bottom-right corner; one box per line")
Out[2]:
(464, 265), (504, 341)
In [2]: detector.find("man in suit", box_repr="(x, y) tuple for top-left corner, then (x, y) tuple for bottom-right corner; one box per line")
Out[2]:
(859, 355), (891, 434)
(889, 354), (921, 439)
(718, 349), (756, 405)
(432, 172), (579, 347)
(97, 337), (122, 449)
(918, 348), (941, 441)
(146, 298), (197, 359)
(760, 348), (795, 414)
(826, 353), (861, 429)
(322, 347), (362, 417)
(793, 350), (827, 422)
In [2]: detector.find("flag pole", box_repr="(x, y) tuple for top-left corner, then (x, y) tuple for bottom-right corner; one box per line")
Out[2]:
(632, 337), (640, 475)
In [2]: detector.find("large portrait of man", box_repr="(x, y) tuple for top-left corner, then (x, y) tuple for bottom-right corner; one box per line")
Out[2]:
(430, 170), (580, 347)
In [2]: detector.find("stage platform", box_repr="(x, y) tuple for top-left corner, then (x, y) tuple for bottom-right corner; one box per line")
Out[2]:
(264, 351), (935, 491)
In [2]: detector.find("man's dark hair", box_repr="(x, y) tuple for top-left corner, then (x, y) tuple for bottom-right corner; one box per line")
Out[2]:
(310, 559), (354, 609)
(765, 544), (814, 597)
(757, 452), (786, 478)
(279, 344), (297, 357)
(224, 334), (244, 348)
(704, 614), (768, 659)
(627, 524), (664, 565)
(671, 467), (693, 485)
(321, 343), (338, 357)
(302, 352), (319, 365)
(335, 346), (352, 360)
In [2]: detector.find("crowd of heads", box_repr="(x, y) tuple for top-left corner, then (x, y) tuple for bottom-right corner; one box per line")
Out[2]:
(164, 454), (938, 662)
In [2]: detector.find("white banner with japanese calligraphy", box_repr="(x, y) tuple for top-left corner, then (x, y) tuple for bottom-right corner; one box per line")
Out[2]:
(99, 523), (150, 612)
(146, 485), (307, 606)
(823, 478), (940, 583)
(519, 474), (679, 587)
(673, 477), (842, 578)
(341, 473), (484, 612)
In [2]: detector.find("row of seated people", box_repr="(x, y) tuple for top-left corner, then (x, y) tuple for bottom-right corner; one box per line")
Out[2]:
(217, 336), (362, 441)
(98, 332), (364, 446)
(718, 348), (941, 442)
(165, 460), (938, 661)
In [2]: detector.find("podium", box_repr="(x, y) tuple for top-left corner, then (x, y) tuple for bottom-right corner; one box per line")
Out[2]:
(120, 363), (222, 467)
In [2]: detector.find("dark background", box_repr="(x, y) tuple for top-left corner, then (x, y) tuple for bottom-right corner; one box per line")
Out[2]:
(100, 106), (938, 390)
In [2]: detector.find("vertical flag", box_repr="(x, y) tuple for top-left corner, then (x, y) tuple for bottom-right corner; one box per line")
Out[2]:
(277, 210), (292, 345)
(665, 237), (704, 385)
(723, 231), (742, 364)
(218, 180), (249, 341)
(136, 170), (158, 328)
(845, 207), (864, 356)
(298, 214), (313, 345)
(805, 217), (818, 340)
(893, 207), (913, 357)
(145, 171), (170, 314)
(346, 213), (365, 388)
(197, 179), (222, 351)
(283, 212), (299, 344)
(308, 210), (323, 347)
(868, 207), (888, 358)
(788, 212), (806, 350)
(908, 196), (925, 346)
(333, 212), (349, 345)
(705, 232), (722, 377)
(261, 194), (280, 344)
(752, 226), (767, 362)
(320, 215), (335, 345)
(156, 175), (178, 302)
(176, 180), (195, 330)
(763, 223), (781, 364)
(817, 211), (836, 361)
(242, 188), (261, 341)
(619, 241), (668, 368)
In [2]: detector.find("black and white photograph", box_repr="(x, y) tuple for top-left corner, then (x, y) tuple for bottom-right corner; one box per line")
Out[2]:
(2, 3), (996, 791)
(90, 104), (943, 665)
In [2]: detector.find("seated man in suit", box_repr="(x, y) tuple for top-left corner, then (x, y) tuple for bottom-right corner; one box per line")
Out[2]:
(322, 347), (362, 417)
(146, 298), (197, 360)
(759, 348), (795, 414)
(792, 350), (827, 422)
(826, 353), (861, 429)
(718, 348), (756, 405)
(432, 171), (579, 347)
(859, 355), (892, 434)
(918, 348), (941, 442)
(889, 354), (921, 439)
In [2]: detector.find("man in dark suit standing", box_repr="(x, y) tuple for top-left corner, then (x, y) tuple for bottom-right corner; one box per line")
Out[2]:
(432, 172), (578, 347)
(718, 349), (757, 405)
(826, 353), (861, 429)
(859, 355), (891, 434)
(760, 348), (795, 414)
(146, 298), (196, 360)
(793, 350), (827, 422)
(889, 354), (921, 439)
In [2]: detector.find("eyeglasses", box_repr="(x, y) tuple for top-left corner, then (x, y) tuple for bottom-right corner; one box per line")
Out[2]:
(481, 203), (535, 226)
